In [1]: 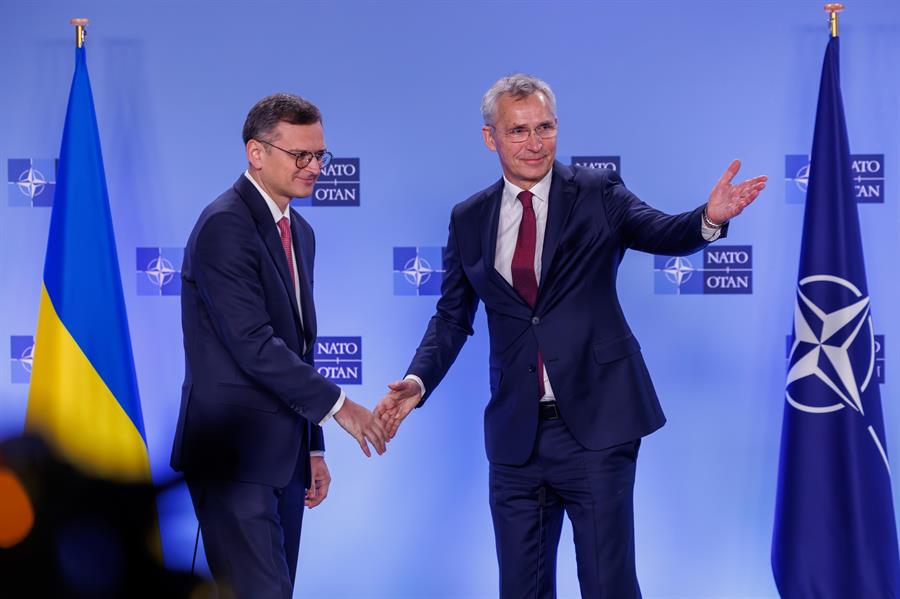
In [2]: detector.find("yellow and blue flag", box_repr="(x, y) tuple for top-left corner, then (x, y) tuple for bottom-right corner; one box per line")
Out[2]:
(26, 45), (151, 483)
(773, 35), (900, 597)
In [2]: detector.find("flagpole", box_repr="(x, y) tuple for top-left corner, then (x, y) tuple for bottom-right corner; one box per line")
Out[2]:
(825, 3), (844, 38)
(70, 18), (88, 48)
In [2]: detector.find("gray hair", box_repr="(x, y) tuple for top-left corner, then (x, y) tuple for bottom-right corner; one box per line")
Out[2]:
(480, 73), (557, 125)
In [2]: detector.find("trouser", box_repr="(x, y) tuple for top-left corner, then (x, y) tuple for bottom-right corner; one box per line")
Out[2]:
(186, 458), (306, 599)
(489, 414), (642, 599)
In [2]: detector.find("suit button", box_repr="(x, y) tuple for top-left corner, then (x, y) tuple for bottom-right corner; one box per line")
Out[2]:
(528, 364), (536, 373)
(531, 317), (540, 325)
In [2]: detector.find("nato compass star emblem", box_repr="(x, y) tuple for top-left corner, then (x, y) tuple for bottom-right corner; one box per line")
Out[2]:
(402, 255), (434, 288)
(786, 275), (874, 414)
(662, 256), (695, 287)
(393, 247), (445, 295)
(18, 167), (49, 200)
(18, 343), (34, 373)
(10, 336), (35, 384)
(136, 247), (183, 296)
(785, 274), (890, 471)
(145, 255), (177, 289)
(788, 163), (810, 193)
(8, 159), (56, 207)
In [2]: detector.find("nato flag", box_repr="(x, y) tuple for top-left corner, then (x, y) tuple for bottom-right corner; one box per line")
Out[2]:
(773, 36), (900, 597)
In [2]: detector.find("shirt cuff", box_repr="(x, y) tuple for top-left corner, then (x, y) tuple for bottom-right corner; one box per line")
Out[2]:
(700, 221), (723, 242)
(309, 451), (325, 458)
(318, 389), (346, 426)
(404, 374), (426, 398)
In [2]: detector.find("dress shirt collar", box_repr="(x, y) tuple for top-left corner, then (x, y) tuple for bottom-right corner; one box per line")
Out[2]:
(244, 170), (290, 224)
(502, 168), (553, 208)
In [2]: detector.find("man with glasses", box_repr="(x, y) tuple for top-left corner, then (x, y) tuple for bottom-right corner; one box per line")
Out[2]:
(171, 93), (387, 598)
(376, 74), (766, 597)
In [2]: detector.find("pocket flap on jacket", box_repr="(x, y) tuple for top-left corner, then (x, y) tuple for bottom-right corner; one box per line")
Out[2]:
(217, 383), (280, 413)
(592, 335), (641, 364)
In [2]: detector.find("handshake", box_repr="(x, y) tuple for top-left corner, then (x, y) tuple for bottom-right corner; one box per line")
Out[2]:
(332, 379), (423, 457)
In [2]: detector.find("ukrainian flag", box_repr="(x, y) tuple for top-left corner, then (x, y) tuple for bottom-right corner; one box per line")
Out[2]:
(26, 45), (151, 483)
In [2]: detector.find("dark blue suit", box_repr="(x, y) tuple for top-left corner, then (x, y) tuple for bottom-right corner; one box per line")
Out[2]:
(171, 175), (340, 597)
(407, 162), (723, 597)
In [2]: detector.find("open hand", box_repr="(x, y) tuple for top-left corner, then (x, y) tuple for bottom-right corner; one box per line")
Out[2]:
(705, 159), (767, 224)
(333, 397), (388, 457)
(374, 379), (423, 439)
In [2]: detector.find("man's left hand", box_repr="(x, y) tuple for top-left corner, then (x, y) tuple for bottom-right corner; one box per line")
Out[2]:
(705, 159), (767, 225)
(306, 456), (331, 509)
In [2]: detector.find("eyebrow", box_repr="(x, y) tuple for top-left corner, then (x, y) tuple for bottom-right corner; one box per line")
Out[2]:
(506, 120), (555, 129)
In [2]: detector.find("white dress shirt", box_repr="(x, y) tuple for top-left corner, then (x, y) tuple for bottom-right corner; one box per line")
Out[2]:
(495, 170), (557, 401)
(244, 171), (345, 432)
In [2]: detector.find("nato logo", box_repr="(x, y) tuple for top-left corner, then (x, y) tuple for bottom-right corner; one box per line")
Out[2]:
(10, 335), (34, 384)
(314, 336), (362, 384)
(785, 334), (884, 384)
(785, 154), (885, 204)
(571, 155), (621, 174)
(136, 247), (183, 296)
(393, 246), (446, 296)
(8, 158), (56, 207)
(654, 245), (752, 294)
(786, 275), (878, 415)
(293, 158), (360, 207)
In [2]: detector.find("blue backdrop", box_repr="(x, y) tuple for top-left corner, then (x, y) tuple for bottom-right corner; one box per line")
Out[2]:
(2, 1), (899, 597)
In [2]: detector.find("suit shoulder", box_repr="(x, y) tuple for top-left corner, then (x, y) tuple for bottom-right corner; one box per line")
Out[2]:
(451, 179), (502, 222)
(189, 187), (253, 242)
(570, 165), (623, 191)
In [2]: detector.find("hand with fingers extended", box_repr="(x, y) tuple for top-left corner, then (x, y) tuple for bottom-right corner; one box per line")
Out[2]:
(705, 159), (768, 225)
(333, 397), (388, 457)
(305, 456), (331, 508)
(374, 379), (423, 439)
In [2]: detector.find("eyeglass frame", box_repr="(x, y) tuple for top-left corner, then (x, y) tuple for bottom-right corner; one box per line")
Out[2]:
(487, 121), (559, 144)
(256, 139), (333, 170)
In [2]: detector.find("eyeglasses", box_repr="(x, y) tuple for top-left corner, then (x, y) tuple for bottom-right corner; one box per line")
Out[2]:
(257, 139), (333, 169)
(490, 122), (558, 144)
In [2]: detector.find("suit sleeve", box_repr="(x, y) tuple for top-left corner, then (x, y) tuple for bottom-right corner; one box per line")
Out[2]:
(601, 170), (725, 256)
(406, 210), (480, 404)
(193, 211), (340, 424)
(310, 424), (325, 452)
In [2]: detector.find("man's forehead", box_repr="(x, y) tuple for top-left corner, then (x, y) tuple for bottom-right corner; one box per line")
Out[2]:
(273, 121), (325, 147)
(495, 93), (554, 121)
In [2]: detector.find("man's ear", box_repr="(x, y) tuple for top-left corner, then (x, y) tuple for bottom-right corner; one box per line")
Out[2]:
(482, 126), (497, 152)
(246, 139), (265, 169)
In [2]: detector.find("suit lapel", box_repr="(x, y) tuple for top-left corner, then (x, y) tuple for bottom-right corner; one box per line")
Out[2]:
(290, 212), (317, 350)
(481, 179), (522, 302)
(233, 176), (304, 330)
(539, 162), (578, 289)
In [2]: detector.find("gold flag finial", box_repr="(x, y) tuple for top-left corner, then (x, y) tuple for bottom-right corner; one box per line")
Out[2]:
(825, 3), (844, 38)
(70, 18), (88, 48)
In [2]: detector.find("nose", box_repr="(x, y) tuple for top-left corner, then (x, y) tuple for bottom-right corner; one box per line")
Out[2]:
(525, 129), (544, 152)
(303, 158), (321, 175)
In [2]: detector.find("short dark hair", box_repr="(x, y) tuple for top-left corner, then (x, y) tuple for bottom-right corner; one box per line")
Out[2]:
(241, 93), (322, 144)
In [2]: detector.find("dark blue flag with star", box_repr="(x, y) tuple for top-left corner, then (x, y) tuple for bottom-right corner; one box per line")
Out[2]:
(772, 36), (900, 598)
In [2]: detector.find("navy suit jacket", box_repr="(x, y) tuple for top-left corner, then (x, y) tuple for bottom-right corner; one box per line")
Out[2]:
(170, 175), (340, 488)
(407, 162), (725, 465)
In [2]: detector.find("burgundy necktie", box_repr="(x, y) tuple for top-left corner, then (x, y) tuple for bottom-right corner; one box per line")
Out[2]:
(277, 217), (296, 285)
(511, 190), (545, 397)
